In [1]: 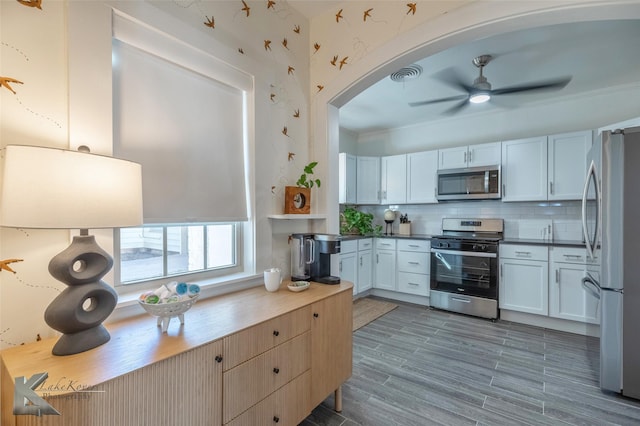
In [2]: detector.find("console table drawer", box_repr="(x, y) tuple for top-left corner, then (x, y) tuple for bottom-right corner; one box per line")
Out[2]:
(223, 332), (310, 423)
(224, 306), (310, 370)
(226, 370), (311, 426)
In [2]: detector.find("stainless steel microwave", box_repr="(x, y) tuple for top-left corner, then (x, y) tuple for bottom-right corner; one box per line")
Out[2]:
(436, 165), (501, 201)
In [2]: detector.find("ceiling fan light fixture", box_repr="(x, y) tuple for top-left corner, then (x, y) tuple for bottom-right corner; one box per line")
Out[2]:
(469, 91), (491, 104)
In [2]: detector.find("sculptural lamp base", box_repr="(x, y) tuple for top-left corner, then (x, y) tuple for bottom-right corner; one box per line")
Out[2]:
(44, 232), (118, 356)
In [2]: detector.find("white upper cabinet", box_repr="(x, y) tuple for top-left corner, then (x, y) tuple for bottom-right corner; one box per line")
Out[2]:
(547, 130), (592, 201)
(438, 142), (501, 170)
(380, 154), (407, 204)
(501, 136), (548, 202)
(338, 153), (357, 204)
(356, 156), (380, 204)
(407, 150), (438, 204)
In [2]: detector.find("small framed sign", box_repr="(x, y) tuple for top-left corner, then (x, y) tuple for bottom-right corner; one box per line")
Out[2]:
(284, 186), (311, 214)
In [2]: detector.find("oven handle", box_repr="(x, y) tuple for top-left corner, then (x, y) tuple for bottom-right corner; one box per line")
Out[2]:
(430, 248), (497, 258)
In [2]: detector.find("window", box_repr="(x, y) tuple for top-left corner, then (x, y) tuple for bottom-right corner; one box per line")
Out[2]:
(107, 10), (254, 290)
(119, 223), (240, 285)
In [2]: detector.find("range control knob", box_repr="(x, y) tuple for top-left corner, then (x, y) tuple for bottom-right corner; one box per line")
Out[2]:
(473, 244), (488, 251)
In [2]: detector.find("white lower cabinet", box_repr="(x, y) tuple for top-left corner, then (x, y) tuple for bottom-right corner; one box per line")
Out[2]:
(340, 239), (373, 295)
(357, 239), (373, 292)
(549, 247), (600, 324)
(339, 240), (358, 295)
(396, 239), (430, 296)
(374, 239), (397, 291)
(499, 244), (549, 315)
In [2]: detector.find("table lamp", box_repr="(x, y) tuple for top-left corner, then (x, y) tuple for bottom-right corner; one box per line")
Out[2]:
(0, 145), (143, 355)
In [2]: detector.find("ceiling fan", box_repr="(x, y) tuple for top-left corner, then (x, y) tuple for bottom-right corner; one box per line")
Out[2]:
(408, 54), (572, 114)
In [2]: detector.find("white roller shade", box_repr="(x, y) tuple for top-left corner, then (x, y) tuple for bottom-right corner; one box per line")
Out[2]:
(112, 24), (248, 224)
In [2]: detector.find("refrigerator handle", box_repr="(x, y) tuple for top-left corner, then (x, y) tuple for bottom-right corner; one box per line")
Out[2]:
(581, 275), (601, 300)
(581, 160), (600, 260)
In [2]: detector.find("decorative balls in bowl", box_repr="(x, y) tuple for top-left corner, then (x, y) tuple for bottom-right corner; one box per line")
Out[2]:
(138, 282), (200, 332)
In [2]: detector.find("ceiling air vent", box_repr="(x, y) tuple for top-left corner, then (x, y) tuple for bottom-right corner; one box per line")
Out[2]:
(389, 64), (423, 83)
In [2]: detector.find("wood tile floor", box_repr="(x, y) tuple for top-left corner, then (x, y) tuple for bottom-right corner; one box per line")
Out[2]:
(301, 299), (640, 426)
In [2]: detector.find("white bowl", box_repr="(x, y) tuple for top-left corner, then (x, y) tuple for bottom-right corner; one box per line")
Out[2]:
(288, 281), (310, 292)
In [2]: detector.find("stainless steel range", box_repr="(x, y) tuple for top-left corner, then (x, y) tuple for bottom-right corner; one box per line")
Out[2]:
(430, 218), (503, 319)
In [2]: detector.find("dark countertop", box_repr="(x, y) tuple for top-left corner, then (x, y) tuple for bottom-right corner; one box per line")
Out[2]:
(501, 238), (586, 248)
(342, 234), (586, 248)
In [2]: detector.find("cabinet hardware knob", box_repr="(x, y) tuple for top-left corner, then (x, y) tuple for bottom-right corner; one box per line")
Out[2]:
(273, 367), (279, 374)
(273, 330), (279, 336)
(313, 312), (319, 318)
(215, 355), (223, 363)
(273, 416), (280, 423)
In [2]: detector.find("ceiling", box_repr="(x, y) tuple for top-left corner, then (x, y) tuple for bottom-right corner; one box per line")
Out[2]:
(337, 19), (640, 134)
(288, 3), (640, 136)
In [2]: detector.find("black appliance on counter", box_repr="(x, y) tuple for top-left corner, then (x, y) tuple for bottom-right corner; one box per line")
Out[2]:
(430, 218), (503, 319)
(310, 234), (341, 284)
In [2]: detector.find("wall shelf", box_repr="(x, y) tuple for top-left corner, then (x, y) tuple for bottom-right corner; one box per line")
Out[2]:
(268, 214), (327, 220)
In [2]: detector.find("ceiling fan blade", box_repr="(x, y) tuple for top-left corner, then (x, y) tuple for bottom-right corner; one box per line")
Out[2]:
(492, 76), (572, 96)
(409, 94), (468, 107)
(441, 99), (469, 115)
(432, 67), (475, 93)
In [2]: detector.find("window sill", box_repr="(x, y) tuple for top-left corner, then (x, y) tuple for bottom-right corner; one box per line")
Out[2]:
(109, 272), (263, 323)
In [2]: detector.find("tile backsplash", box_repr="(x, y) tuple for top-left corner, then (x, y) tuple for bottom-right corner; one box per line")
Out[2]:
(358, 200), (583, 241)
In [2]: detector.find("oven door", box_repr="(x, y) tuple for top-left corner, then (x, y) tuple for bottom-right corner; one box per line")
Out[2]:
(430, 248), (498, 299)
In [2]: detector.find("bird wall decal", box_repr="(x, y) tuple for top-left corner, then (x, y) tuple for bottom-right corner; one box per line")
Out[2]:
(264, 40), (272, 51)
(339, 57), (348, 70)
(282, 126), (289, 136)
(287, 66), (295, 75)
(282, 38), (289, 49)
(0, 77), (23, 94)
(267, 0), (276, 10)
(313, 43), (321, 53)
(335, 9), (343, 23)
(363, 8), (373, 21)
(293, 109), (300, 118)
(406, 3), (417, 15)
(0, 259), (23, 274)
(288, 152), (295, 161)
(204, 16), (215, 28)
(293, 25), (300, 34)
(330, 55), (338, 66)
(17, 0), (42, 10)
(241, 0), (251, 17)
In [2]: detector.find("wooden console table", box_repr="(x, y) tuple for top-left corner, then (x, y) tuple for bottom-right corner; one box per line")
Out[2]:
(1, 281), (353, 426)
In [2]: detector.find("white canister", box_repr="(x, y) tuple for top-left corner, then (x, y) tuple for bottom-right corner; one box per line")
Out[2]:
(264, 268), (282, 292)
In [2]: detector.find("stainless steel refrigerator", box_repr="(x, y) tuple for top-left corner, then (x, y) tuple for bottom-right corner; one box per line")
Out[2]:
(581, 126), (640, 399)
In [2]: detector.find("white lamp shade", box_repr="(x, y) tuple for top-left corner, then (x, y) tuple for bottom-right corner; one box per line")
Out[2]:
(1, 145), (143, 229)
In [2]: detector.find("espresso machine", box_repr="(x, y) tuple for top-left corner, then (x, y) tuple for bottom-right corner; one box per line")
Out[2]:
(290, 233), (341, 284)
(309, 234), (341, 284)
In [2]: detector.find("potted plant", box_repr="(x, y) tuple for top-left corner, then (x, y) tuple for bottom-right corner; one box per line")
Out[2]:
(285, 162), (321, 214)
(340, 206), (382, 236)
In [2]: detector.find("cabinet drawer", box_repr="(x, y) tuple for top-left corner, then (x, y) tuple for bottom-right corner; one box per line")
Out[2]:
(223, 332), (311, 423)
(341, 240), (357, 254)
(550, 246), (600, 265)
(376, 238), (396, 250)
(500, 244), (547, 261)
(358, 238), (373, 251)
(397, 251), (429, 274)
(224, 306), (311, 370)
(397, 239), (429, 252)
(226, 370), (311, 426)
(397, 272), (429, 296)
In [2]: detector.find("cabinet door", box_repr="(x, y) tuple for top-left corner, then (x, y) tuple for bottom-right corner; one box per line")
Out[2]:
(407, 150), (438, 203)
(358, 249), (373, 292)
(310, 290), (353, 409)
(548, 131), (592, 201)
(501, 136), (548, 201)
(380, 154), (407, 204)
(339, 251), (358, 295)
(549, 262), (600, 324)
(338, 153), (357, 204)
(499, 258), (549, 315)
(438, 146), (468, 170)
(469, 142), (501, 167)
(374, 249), (396, 290)
(356, 156), (380, 204)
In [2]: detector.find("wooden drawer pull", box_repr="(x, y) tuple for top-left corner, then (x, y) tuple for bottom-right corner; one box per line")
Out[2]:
(273, 367), (279, 374)
(273, 416), (280, 423)
(215, 355), (223, 363)
(273, 330), (279, 336)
